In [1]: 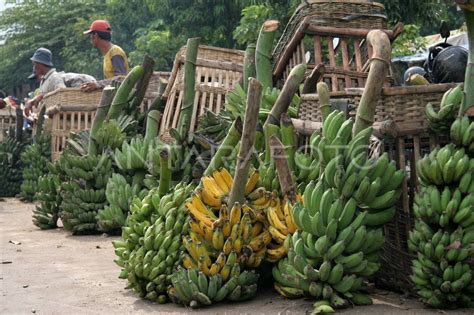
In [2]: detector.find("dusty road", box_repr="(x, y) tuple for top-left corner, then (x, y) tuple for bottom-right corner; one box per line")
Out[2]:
(0, 198), (472, 314)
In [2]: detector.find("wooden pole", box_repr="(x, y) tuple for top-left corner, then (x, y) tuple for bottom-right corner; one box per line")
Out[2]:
(243, 44), (256, 93)
(130, 54), (155, 111)
(256, 20), (279, 91)
(176, 38), (200, 141)
(317, 82), (331, 122)
(228, 78), (263, 206)
(88, 87), (116, 155)
(270, 136), (297, 203)
(302, 64), (325, 94)
(353, 30), (391, 136)
(265, 63), (306, 126)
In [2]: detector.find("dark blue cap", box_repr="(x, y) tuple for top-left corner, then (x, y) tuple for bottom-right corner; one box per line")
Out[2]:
(30, 48), (53, 67)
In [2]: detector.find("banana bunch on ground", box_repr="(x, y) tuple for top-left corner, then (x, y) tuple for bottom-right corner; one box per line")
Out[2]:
(20, 134), (51, 201)
(266, 196), (299, 262)
(0, 133), (24, 197)
(450, 115), (474, 155)
(169, 169), (272, 307)
(32, 163), (61, 229)
(195, 110), (232, 144)
(425, 85), (463, 132)
(59, 153), (112, 234)
(97, 173), (147, 234)
(113, 183), (194, 302)
(225, 83), (299, 122)
(416, 144), (473, 186)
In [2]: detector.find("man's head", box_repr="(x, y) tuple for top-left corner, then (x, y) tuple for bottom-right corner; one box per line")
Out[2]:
(30, 48), (53, 77)
(84, 20), (112, 48)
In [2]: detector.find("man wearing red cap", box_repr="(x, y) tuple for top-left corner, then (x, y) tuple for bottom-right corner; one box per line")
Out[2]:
(81, 20), (129, 92)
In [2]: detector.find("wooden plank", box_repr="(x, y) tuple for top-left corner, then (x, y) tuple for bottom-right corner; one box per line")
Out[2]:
(171, 90), (184, 129)
(305, 25), (395, 39)
(314, 35), (322, 64)
(216, 70), (224, 114)
(340, 39), (352, 88)
(354, 39), (363, 71)
(300, 39), (306, 65)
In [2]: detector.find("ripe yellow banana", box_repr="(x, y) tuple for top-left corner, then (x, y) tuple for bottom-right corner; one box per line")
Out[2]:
(267, 207), (289, 235)
(245, 170), (260, 195)
(220, 168), (234, 189)
(213, 170), (230, 194)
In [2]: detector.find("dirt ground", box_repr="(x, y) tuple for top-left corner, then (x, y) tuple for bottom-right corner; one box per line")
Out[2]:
(0, 198), (472, 315)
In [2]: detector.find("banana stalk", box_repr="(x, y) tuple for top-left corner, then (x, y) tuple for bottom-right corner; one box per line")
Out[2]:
(255, 122), (264, 152)
(129, 54), (155, 111)
(265, 63), (306, 127)
(88, 87), (115, 155)
(264, 123), (281, 163)
(176, 37), (200, 141)
(243, 44), (256, 93)
(204, 118), (243, 176)
(144, 110), (161, 146)
(159, 148), (171, 196)
(228, 78), (263, 206)
(256, 20), (279, 91)
(317, 82), (331, 122)
(302, 64), (325, 94)
(353, 30), (391, 135)
(269, 136), (297, 202)
(280, 114), (296, 172)
(460, 4), (474, 114)
(108, 66), (145, 120)
(148, 79), (168, 113)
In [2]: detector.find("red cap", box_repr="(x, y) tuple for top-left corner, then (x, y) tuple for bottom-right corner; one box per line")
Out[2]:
(83, 20), (112, 34)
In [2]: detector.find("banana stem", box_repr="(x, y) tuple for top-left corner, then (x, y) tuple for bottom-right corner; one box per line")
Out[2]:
(132, 170), (146, 188)
(204, 117), (243, 176)
(270, 136), (297, 202)
(144, 110), (161, 147)
(264, 123), (281, 163)
(176, 37), (200, 141)
(243, 44), (256, 93)
(302, 64), (325, 94)
(256, 20), (279, 91)
(280, 113), (296, 172)
(461, 8), (474, 114)
(353, 30), (391, 136)
(148, 79), (168, 113)
(129, 54), (155, 111)
(254, 122), (264, 152)
(265, 63), (306, 127)
(228, 78), (263, 206)
(108, 66), (145, 120)
(159, 148), (171, 196)
(88, 87), (115, 155)
(318, 82), (331, 122)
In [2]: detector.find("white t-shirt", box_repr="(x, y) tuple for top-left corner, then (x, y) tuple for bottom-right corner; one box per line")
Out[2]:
(39, 68), (66, 94)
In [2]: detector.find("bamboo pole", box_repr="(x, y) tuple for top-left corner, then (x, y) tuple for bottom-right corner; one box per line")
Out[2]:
(176, 38), (200, 140)
(302, 64), (325, 94)
(459, 4), (474, 113)
(269, 136), (297, 203)
(265, 64), (306, 126)
(280, 113), (296, 172)
(228, 78), (263, 206)
(256, 20), (279, 91)
(130, 54), (155, 111)
(243, 44), (256, 93)
(159, 148), (171, 196)
(88, 87), (116, 155)
(264, 123), (281, 163)
(144, 110), (161, 146)
(353, 30), (391, 136)
(204, 117), (243, 176)
(317, 82), (331, 122)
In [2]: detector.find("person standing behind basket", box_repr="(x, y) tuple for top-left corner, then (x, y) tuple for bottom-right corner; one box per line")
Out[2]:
(81, 20), (129, 92)
(24, 48), (66, 116)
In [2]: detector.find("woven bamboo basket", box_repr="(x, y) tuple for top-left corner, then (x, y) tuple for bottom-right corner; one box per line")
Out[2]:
(0, 106), (16, 142)
(159, 45), (244, 141)
(272, 0), (402, 91)
(293, 83), (456, 293)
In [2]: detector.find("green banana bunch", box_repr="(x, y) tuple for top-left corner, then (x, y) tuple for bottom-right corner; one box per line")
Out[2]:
(59, 152), (112, 235)
(20, 134), (51, 201)
(416, 144), (473, 186)
(258, 162), (281, 192)
(114, 182), (194, 303)
(425, 85), (463, 132)
(32, 166), (61, 229)
(94, 120), (127, 151)
(114, 137), (150, 172)
(0, 131), (24, 197)
(195, 110), (232, 144)
(450, 115), (474, 155)
(225, 83), (299, 122)
(169, 267), (259, 308)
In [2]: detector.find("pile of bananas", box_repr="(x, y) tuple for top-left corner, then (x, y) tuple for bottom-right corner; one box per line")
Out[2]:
(417, 144), (472, 186)
(450, 115), (474, 155)
(32, 163), (61, 229)
(113, 183), (194, 302)
(195, 110), (232, 144)
(94, 119), (127, 151)
(225, 83), (299, 122)
(169, 168), (273, 307)
(146, 143), (193, 187)
(0, 133), (23, 197)
(114, 137), (150, 172)
(20, 134), (51, 201)
(97, 173), (147, 234)
(59, 153), (112, 234)
(409, 140), (474, 308)
(425, 85), (463, 132)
